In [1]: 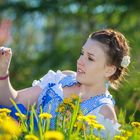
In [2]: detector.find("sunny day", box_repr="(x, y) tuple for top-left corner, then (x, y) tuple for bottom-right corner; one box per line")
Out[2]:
(0, 0), (140, 140)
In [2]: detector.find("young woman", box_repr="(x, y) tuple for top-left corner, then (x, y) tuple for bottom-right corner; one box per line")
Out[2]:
(0, 29), (130, 138)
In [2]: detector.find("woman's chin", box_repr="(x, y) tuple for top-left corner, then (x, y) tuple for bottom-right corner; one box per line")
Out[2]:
(76, 75), (83, 83)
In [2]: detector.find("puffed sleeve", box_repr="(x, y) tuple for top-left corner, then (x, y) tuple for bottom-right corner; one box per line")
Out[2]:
(32, 70), (66, 90)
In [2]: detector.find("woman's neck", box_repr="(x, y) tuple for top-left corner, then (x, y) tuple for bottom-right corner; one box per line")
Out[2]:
(78, 82), (107, 100)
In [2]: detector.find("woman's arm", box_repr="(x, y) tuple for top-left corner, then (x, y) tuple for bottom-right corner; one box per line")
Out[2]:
(16, 86), (42, 108)
(0, 77), (42, 107)
(0, 47), (42, 107)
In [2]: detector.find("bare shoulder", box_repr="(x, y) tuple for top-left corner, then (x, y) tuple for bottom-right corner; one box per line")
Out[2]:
(99, 104), (117, 123)
(62, 70), (76, 75)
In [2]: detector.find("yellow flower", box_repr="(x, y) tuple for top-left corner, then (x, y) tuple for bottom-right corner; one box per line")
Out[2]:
(0, 116), (22, 136)
(86, 114), (96, 120)
(0, 108), (11, 114)
(77, 115), (86, 121)
(25, 134), (39, 140)
(86, 119), (98, 125)
(68, 103), (75, 109)
(0, 118), (2, 124)
(85, 117), (98, 124)
(0, 134), (12, 140)
(70, 94), (79, 99)
(44, 131), (64, 140)
(131, 121), (140, 129)
(58, 106), (65, 112)
(121, 130), (132, 137)
(74, 121), (83, 128)
(0, 112), (7, 118)
(39, 113), (52, 119)
(114, 135), (127, 140)
(93, 124), (105, 130)
(15, 112), (27, 119)
(63, 98), (72, 104)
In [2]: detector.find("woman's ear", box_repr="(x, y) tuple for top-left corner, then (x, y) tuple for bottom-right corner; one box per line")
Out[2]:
(105, 65), (116, 78)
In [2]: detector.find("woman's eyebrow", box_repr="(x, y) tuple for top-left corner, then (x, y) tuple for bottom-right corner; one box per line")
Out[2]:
(81, 48), (95, 57)
(87, 52), (95, 57)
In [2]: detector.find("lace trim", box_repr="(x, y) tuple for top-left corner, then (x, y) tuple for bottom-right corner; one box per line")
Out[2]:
(59, 75), (78, 88)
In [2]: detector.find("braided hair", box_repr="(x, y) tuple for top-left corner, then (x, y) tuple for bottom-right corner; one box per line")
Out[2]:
(89, 29), (130, 88)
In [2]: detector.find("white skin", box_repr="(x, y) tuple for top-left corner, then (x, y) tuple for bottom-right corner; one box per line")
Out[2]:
(0, 38), (117, 122)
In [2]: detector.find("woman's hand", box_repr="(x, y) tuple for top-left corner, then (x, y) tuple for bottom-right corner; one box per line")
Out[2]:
(0, 19), (12, 77)
(0, 46), (12, 76)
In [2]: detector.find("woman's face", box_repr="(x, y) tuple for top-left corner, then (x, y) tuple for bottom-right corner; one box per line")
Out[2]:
(76, 38), (108, 86)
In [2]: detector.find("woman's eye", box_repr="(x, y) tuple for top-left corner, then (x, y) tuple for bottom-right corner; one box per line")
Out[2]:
(88, 57), (94, 61)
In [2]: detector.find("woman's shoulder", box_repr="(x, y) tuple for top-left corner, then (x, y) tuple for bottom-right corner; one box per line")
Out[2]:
(99, 104), (117, 123)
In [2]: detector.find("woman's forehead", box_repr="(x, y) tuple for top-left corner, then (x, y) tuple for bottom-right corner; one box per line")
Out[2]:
(82, 38), (106, 57)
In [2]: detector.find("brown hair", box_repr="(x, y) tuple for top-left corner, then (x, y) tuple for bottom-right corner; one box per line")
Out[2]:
(89, 29), (130, 88)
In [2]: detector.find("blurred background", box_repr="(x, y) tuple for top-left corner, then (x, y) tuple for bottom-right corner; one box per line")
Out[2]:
(0, 0), (140, 122)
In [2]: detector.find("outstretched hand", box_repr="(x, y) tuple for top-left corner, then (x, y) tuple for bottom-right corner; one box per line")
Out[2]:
(0, 19), (12, 77)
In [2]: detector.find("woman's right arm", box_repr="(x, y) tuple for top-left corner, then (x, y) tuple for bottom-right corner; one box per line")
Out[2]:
(0, 47), (42, 107)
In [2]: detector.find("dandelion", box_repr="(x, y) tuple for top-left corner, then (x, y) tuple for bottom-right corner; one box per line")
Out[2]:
(63, 98), (72, 104)
(86, 114), (96, 120)
(85, 117), (98, 124)
(0, 118), (2, 124)
(0, 108), (11, 114)
(70, 94), (79, 99)
(121, 130), (132, 137)
(93, 124), (105, 130)
(131, 121), (140, 129)
(25, 134), (39, 140)
(15, 112), (27, 119)
(74, 121), (79, 127)
(86, 119), (98, 125)
(0, 134), (12, 140)
(114, 135), (127, 140)
(77, 115), (86, 121)
(0, 116), (22, 136)
(44, 131), (64, 140)
(57, 106), (65, 112)
(39, 113), (52, 119)
(68, 103), (75, 109)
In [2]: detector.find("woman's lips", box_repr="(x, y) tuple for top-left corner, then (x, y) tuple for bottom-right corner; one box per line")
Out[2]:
(77, 68), (85, 74)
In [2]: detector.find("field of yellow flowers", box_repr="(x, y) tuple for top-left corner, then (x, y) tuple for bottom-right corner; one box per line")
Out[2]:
(0, 94), (140, 140)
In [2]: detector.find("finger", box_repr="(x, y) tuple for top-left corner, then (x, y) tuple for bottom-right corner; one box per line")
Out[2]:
(0, 47), (11, 55)
(5, 49), (12, 56)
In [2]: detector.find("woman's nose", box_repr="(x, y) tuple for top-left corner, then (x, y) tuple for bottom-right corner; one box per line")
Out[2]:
(77, 55), (84, 66)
